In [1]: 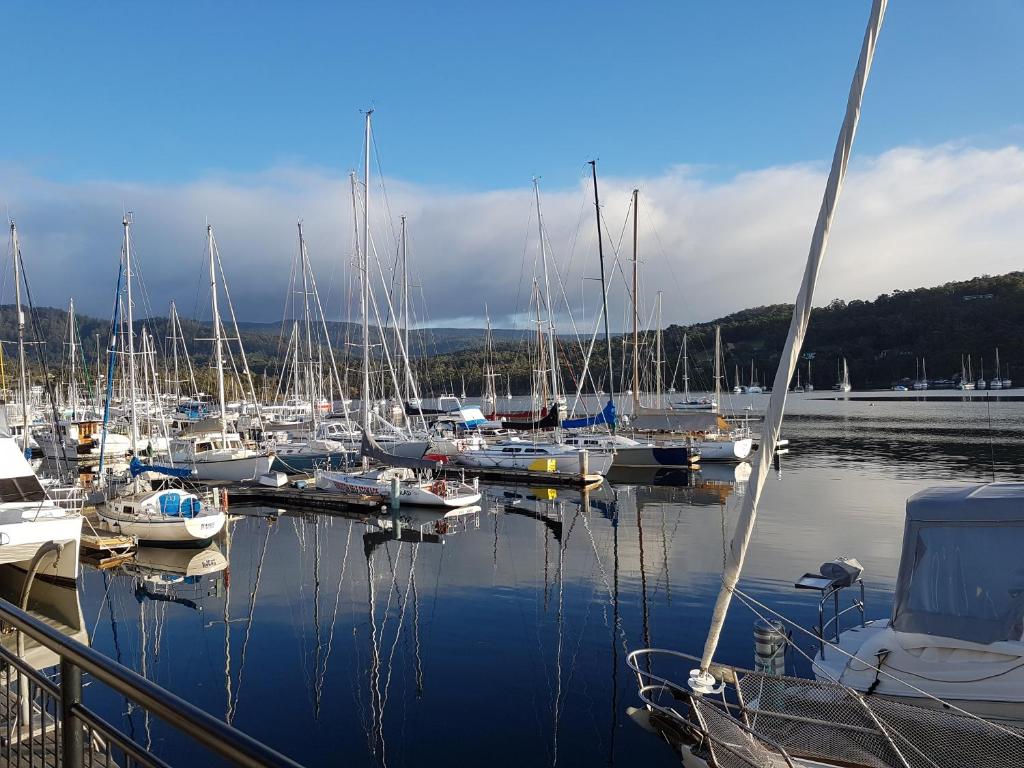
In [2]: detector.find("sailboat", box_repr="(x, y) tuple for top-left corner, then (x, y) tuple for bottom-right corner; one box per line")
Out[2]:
(991, 347), (1006, 389)
(167, 225), (274, 482)
(731, 364), (742, 395)
(314, 111), (481, 508)
(670, 334), (717, 410)
(831, 356), (852, 392)
(96, 216), (226, 546)
(627, 5), (1024, 764)
(792, 367), (804, 393)
(912, 356), (929, 390)
(805, 358), (814, 391)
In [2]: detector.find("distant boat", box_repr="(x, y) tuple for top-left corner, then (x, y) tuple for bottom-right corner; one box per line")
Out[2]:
(892, 384), (908, 391)
(912, 356), (929, 390)
(792, 368), (804, 393)
(832, 357), (852, 392)
(990, 348), (1005, 389)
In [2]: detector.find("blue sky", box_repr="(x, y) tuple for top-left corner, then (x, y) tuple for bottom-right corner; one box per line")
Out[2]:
(6, 1), (1022, 189)
(2, 2), (1023, 326)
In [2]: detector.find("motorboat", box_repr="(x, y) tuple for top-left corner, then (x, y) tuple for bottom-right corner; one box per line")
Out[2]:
(813, 483), (1024, 726)
(314, 466), (481, 508)
(0, 436), (82, 584)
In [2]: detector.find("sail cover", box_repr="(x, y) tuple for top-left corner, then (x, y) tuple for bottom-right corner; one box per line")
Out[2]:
(361, 432), (441, 472)
(562, 400), (616, 429)
(129, 457), (194, 479)
(501, 405), (560, 431)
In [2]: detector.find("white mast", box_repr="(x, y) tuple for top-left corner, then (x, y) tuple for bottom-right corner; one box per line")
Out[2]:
(10, 222), (29, 454)
(694, 0), (886, 690)
(655, 292), (663, 408)
(713, 326), (721, 408)
(631, 188), (640, 408)
(401, 215), (411, 403)
(683, 333), (690, 402)
(68, 298), (77, 420)
(361, 110), (373, 454)
(298, 221), (317, 429)
(534, 178), (559, 404)
(208, 224), (228, 443)
(123, 216), (140, 455)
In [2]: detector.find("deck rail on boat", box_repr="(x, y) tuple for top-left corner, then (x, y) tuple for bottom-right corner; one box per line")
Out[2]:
(0, 596), (302, 767)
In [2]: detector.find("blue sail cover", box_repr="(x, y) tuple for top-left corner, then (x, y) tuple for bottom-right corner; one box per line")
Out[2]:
(562, 400), (616, 430)
(129, 457), (194, 479)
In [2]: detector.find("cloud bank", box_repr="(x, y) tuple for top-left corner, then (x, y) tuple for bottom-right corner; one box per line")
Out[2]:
(2, 142), (1023, 330)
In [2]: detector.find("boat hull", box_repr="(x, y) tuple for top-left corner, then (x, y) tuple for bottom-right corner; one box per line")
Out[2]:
(315, 470), (481, 508)
(611, 445), (700, 469)
(96, 509), (226, 545)
(694, 437), (753, 461)
(0, 514), (82, 583)
(183, 454), (274, 482)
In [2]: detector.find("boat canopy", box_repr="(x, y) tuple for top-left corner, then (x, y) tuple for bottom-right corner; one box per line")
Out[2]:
(892, 483), (1024, 645)
(129, 457), (194, 479)
(629, 409), (727, 433)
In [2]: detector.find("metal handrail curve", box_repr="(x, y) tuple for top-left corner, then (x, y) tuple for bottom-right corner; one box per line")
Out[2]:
(0, 597), (303, 768)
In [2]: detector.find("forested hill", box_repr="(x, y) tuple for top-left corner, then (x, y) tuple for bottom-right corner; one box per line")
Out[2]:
(664, 272), (1024, 390)
(2, 272), (1022, 393)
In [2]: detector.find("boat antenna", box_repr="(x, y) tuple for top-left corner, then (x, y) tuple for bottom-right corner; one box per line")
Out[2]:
(692, 0), (887, 693)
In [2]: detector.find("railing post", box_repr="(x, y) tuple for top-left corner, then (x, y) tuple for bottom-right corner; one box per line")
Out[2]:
(60, 659), (84, 767)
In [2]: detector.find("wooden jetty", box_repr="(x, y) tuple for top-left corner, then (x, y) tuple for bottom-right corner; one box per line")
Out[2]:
(79, 510), (135, 569)
(226, 484), (382, 511)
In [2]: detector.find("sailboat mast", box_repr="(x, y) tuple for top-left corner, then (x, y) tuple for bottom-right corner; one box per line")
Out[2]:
(713, 326), (721, 407)
(10, 222), (29, 453)
(534, 178), (559, 403)
(123, 216), (139, 453)
(401, 215), (410, 403)
(208, 225), (228, 443)
(170, 301), (180, 401)
(360, 110), (373, 447)
(68, 298), (77, 419)
(631, 188), (639, 407)
(298, 221), (316, 427)
(684, 333), (690, 401)
(695, 0), (886, 685)
(589, 160), (616, 433)
(655, 292), (663, 408)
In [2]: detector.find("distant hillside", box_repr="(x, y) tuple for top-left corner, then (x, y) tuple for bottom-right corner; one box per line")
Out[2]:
(3, 271), (1023, 394)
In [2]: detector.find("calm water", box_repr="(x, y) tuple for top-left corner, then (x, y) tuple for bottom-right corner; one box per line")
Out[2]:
(49, 392), (1024, 765)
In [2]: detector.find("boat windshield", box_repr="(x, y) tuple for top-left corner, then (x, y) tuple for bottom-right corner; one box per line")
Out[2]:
(893, 522), (1024, 644)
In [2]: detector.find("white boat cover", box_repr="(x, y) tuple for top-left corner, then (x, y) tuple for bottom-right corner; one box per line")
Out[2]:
(893, 483), (1024, 645)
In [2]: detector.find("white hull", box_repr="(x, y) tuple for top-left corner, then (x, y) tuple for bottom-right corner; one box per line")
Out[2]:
(454, 449), (613, 476)
(695, 437), (753, 461)
(0, 515), (82, 582)
(180, 454), (274, 482)
(96, 509), (226, 543)
(315, 469), (481, 508)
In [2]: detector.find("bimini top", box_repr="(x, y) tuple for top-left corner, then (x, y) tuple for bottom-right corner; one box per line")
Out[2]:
(905, 482), (1024, 523)
(893, 483), (1024, 645)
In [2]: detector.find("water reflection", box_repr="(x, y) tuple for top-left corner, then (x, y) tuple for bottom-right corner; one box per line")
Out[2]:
(62, 399), (1024, 766)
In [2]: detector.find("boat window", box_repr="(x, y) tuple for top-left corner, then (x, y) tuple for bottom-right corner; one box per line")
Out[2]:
(0, 475), (46, 504)
(123, 505), (134, 515)
(893, 523), (1024, 644)
(197, 442), (212, 452)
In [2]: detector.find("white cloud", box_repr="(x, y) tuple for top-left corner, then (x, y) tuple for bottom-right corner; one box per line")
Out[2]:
(2, 142), (1022, 329)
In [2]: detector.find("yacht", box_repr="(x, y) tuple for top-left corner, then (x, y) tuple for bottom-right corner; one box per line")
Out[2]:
(315, 465), (481, 508)
(97, 481), (225, 546)
(0, 434), (82, 584)
(563, 432), (700, 469)
(451, 437), (614, 476)
(814, 483), (1024, 726)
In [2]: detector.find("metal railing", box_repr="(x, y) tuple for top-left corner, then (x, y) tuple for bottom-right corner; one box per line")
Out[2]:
(0, 597), (304, 767)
